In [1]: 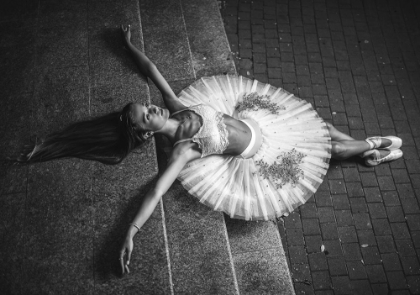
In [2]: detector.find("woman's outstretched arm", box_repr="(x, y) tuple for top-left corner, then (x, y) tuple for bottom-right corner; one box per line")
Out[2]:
(121, 25), (186, 113)
(119, 143), (201, 274)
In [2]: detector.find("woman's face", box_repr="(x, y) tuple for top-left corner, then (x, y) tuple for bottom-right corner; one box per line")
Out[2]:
(130, 103), (169, 132)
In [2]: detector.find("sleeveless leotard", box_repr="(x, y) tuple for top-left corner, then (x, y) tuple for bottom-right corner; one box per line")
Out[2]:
(171, 104), (229, 158)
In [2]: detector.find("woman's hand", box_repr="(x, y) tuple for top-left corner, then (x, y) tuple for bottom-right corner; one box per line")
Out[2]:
(121, 24), (131, 46)
(119, 235), (134, 274)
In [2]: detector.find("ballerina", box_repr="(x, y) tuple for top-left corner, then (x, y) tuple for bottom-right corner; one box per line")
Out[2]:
(15, 25), (403, 274)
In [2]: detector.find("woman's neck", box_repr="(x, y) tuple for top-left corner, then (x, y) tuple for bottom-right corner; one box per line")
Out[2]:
(155, 118), (181, 142)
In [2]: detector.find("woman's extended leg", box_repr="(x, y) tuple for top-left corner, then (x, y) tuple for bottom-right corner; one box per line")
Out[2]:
(326, 122), (370, 160)
(326, 122), (403, 164)
(331, 140), (370, 160)
(326, 122), (356, 142)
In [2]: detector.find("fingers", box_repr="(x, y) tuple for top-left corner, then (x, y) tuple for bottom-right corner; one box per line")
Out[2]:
(119, 247), (133, 275)
(120, 24), (131, 31)
(127, 249), (132, 266)
(119, 251), (125, 274)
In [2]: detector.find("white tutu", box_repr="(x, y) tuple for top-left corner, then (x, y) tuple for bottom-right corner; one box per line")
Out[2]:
(176, 75), (331, 221)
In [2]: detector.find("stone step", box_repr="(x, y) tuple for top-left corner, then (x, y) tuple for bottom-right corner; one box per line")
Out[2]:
(140, 0), (239, 293)
(1, 0), (171, 293)
(226, 218), (295, 294)
(87, 0), (171, 293)
(181, 0), (236, 77)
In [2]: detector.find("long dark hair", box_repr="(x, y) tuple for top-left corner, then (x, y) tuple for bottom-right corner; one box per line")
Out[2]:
(15, 103), (147, 165)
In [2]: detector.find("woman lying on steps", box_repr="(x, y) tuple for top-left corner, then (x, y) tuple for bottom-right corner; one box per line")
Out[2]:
(15, 25), (403, 274)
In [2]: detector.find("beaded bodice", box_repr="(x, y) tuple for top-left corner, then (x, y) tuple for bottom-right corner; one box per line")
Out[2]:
(172, 104), (229, 158)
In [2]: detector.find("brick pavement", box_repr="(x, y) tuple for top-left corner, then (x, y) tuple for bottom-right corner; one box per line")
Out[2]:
(221, 0), (420, 294)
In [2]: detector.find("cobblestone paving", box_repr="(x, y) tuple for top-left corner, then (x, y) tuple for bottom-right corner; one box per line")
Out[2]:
(221, 0), (420, 294)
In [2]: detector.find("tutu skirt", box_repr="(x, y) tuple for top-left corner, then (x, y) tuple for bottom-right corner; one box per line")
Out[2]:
(176, 75), (331, 221)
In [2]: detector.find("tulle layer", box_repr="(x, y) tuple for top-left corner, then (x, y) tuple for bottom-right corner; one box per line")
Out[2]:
(177, 75), (331, 221)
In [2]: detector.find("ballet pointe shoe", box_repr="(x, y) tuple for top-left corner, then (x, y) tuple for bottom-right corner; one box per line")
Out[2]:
(366, 136), (402, 150)
(360, 136), (402, 158)
(363, 149), (403, 167)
